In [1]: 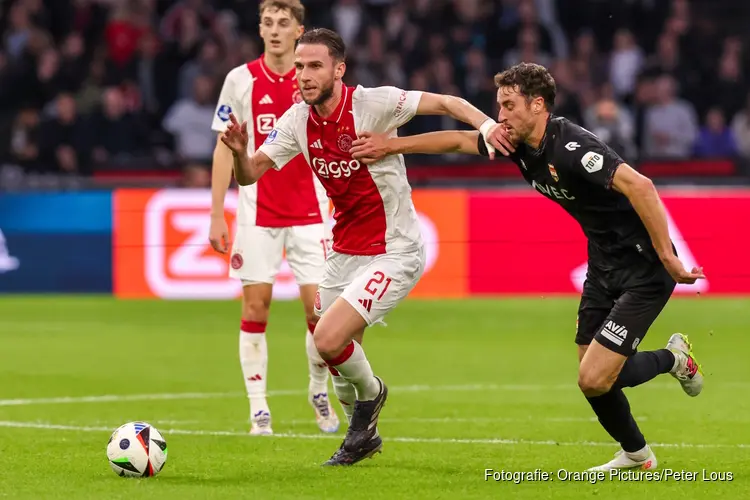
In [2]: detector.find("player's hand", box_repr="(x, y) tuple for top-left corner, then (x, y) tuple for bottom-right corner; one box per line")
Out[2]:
(662, 255), (705, 284)
(351, 132), (389, 164)
(220, 113), (249, 155)
(208, 215), (230, 254)
(485, 123), (516, 157)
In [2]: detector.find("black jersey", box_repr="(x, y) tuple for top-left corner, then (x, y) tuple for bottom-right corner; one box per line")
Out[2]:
(478, 115), (664, 270)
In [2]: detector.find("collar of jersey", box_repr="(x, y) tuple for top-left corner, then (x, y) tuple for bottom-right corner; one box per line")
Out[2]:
(259, 54), (296, 83)
(309, 84), (350, 125)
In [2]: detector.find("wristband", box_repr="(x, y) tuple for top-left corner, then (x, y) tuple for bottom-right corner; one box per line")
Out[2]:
(479, 118), (496, 139)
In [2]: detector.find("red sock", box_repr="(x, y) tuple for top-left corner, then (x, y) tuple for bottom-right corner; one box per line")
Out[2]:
(325, 341), (355, 367)
(324, 341), (380, 401)
(241, 320), (266, 334)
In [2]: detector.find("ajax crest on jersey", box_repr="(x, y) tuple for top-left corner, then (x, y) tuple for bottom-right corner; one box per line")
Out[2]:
(217, 104), (232, 122)
(337, 134), (353, 153)
(106, 422), (168, 478)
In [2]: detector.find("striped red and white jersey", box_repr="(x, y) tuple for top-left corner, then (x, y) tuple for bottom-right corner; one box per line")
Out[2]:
(212, 55), (327, 228)
(258, 84), (424, 256)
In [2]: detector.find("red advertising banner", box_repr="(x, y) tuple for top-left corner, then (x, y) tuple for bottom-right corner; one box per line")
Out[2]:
(468, 189), (750, 295)
(113, 189), (468, 299)
(113, 188), (750, 299)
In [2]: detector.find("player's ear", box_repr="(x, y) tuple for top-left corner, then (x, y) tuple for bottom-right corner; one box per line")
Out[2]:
(534, 97), (544, 114)
(335, 61), (346, 81)
(296, 25), (304, 39)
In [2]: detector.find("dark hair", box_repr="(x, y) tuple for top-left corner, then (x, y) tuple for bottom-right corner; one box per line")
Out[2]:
(259, 0), (305, 25)
(494, 62), (556, 111)
(297, 28), (346, 61)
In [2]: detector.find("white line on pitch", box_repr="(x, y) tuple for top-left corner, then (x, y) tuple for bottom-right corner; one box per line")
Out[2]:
(0, 383), (561, 407)
(45, 415), (647, 428)
(281, 416), (646, 425)
(0, 392), (238, 407)
(0, 420), (746, 450)
(87, 419), (201, 426)
(0, 380), (722, 407)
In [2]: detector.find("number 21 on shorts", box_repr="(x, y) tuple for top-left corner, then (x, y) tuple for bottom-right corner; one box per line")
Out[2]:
(364, 271), (392, 300)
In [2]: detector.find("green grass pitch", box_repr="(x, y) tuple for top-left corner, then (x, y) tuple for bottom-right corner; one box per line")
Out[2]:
(0, 296), (748, 499)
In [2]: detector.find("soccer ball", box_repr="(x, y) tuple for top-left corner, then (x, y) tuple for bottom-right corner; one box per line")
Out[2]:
(106, 422), (168, 477)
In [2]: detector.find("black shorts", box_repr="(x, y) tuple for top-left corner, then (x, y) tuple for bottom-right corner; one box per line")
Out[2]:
(576, 260), (676, 356)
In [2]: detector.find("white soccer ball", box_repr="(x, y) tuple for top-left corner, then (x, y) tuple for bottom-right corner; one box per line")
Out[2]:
(106, 422), (168, 477)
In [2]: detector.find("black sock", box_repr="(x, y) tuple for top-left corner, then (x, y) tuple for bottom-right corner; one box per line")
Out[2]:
(586, 388), (646, 453)
(615, 349), (675, 389)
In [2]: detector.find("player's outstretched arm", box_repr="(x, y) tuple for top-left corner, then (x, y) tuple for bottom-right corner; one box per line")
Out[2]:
(416, 93), (492, 131)
(351, 131), (480, 164)
(612, 164), (705, 284)
(415, 93), (515, 157)
(220, 113), (273, 186)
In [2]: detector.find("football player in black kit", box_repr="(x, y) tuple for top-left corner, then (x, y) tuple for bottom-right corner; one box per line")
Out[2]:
(350, 62), (705, 471)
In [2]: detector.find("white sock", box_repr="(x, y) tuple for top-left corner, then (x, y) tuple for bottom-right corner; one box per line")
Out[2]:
(239, 320), (269, 419)
(331, 373), (356, 423)
(306, 329), (330, 396)
(328, 340), (380, 401)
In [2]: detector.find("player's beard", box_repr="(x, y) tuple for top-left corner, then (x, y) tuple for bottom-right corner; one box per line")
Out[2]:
(307, 81), (335, 106)
(519, 119), (537, 145)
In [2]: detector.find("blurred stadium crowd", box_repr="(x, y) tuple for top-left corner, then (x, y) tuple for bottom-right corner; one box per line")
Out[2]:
(1, 0), (749, 184)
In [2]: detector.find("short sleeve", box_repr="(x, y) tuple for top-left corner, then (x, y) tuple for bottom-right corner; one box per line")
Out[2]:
(560, 127), (624, 189)
(211, 67), (247, 133)
(371, 86), (423, 131)
(256, 106), (301, 170)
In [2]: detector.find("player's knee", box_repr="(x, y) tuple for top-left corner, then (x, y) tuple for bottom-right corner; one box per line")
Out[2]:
(313, 326), (347, 360)
(577, 370), (614, 396)
(242, 299), (269, 323)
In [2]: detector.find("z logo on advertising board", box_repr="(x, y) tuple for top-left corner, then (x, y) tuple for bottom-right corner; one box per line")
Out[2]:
(115, 189), (450, 300)
(143, 190), (242, 299)
(140, 190), (323, 300)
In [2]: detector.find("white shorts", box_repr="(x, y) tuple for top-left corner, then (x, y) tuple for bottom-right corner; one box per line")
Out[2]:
(315, 247), (426, 326)
(229, 223), (329, 286)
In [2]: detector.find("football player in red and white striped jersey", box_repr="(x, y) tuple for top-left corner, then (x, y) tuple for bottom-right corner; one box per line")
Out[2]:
(220, 28), (506, 465)
(209, 0), (337, 437)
